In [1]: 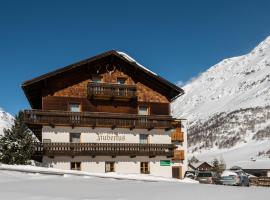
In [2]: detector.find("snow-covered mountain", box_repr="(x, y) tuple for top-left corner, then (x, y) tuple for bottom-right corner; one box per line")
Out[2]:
(0, 107), (14, 136)
(172, 36), (270, 166)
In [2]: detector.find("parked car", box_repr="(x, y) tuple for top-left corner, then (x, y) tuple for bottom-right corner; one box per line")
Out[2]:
(195, 171), (220, 184)
(184, 171), (197, 179)
(220, 170), (249, 186)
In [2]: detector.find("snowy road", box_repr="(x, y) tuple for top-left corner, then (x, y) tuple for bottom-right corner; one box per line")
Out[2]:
(0, 170), (269, 200)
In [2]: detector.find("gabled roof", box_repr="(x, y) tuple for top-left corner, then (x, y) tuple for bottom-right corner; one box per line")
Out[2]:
(189, 162), (213, 169)
(22, 50), (184, 108)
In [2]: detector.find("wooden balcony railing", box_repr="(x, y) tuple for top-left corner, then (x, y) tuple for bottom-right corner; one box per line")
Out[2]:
(172, 150), (185, 161)
(33, 142), (176, 157)
(171, 127), (184, 142)
(24, 110), (179, 130)
(87, 82), (137, 100)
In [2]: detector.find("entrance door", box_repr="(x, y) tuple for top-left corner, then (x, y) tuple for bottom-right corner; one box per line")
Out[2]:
(172, 166), (182, 179)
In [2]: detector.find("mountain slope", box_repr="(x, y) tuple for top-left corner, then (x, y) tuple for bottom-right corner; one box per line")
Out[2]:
(0, 107), (14, 136)
(172, 36), (270, 166)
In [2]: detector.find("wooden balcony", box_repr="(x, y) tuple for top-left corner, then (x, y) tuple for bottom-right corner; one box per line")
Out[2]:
(87, 82), (137, 100)
(33, 142), (176, 158)
(24, 110), (179, 131)
(172, 150), (185, 161)
(171, 127), (184, 142)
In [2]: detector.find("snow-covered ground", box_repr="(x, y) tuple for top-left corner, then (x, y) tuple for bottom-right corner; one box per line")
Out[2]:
(192, 140), (270, 169)
(0, 165), (269, 200)
(0, 164), (197, 183)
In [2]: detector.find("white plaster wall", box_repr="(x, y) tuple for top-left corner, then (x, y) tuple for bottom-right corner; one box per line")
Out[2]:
(41, 122), (188, 179)
(43, 156), (173, 178)
(42, 157), (70, 170)
(149, 161), (172, 177)
(149, 133), (170, 144)
(42, 127), (70, 142)
(83, 162), (104, 173)
(42, 126), (170, 144)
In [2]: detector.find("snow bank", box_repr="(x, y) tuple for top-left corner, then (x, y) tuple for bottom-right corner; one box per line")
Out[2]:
(0, 167), (269, 200)
(0, 164), (198, 183)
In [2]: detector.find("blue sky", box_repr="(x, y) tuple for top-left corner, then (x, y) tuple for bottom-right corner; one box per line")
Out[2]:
(1, 0), (270, 115)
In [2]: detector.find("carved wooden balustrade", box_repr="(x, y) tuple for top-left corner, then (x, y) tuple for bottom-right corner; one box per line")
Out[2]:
(172, 150), (185, 161)
(24, 110), (180, 130)
(87, 82), (137, 100)
(171, 127), (184, 142)
(33, 142), (176, 158)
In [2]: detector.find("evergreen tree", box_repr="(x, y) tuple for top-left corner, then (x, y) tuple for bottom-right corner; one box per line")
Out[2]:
(212, 158), (220, 173)
(0, 111), (35, 165)
(189, 156), (199, 164)
(212, 158), (226, 174)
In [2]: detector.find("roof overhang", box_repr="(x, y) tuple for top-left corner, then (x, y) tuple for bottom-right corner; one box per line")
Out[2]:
(22, 50), (184, 108)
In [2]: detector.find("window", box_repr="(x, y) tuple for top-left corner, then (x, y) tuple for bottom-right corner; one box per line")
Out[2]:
(117, 78), (126, 84)
(92, 75), (102, 83)
(140, 162), (150, 174)
(139, 134), (149, 144)
(105, 162), (115, 173)
(138, 106), (149, 115)
(71, 162), (81, 171)
(43, 139), (51, 143)
(70, 133), (81, 143)
(69, 103), (81, 112)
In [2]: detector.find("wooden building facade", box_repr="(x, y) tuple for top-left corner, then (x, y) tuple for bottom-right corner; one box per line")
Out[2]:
(22, 50), (187, 179)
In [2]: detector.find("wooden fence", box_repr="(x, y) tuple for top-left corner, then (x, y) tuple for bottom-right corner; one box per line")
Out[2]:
(249, 177), (270, 187)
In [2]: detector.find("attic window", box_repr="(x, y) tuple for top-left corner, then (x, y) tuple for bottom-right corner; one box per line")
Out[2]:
(117, 78), (126, 84)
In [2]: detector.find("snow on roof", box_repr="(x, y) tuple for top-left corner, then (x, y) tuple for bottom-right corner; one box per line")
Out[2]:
(190, 161), (212, 169)
(117, 51), (158, 76)
(190, 162), (203, 169)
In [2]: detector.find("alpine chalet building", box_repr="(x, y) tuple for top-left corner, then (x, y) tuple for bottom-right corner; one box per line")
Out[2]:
(22, 50), (187, 179)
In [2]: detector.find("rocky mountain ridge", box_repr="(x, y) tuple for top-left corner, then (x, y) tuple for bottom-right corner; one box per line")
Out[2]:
(172, 36), (270, 164)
